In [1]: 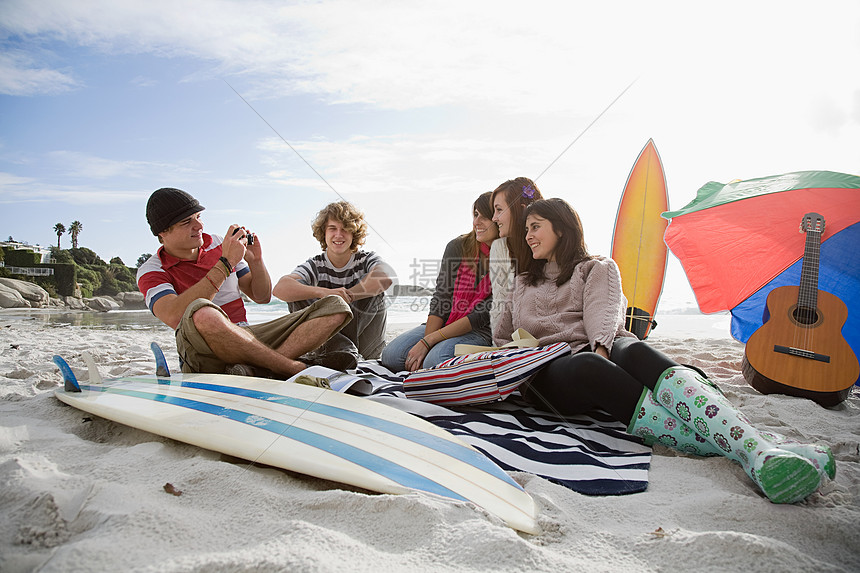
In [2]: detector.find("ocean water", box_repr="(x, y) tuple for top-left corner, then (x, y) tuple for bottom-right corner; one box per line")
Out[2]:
(0, 296), (431, 331)
(246, 297), (429, 327)
(0, 295), (735, 340)
(0, 307), (168, 330)
(248, 297), (735, 340)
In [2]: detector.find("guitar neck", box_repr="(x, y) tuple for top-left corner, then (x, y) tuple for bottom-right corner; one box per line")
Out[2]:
(797, 227), (821, 311)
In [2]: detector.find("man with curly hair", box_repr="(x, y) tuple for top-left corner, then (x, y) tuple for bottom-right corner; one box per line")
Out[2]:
(274, 201), (394, 369)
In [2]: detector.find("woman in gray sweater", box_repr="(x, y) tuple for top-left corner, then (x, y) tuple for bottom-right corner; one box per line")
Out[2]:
(494, 198), (832, 505)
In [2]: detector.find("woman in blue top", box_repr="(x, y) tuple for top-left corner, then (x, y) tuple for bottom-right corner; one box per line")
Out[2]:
(381, 192), (498, 372)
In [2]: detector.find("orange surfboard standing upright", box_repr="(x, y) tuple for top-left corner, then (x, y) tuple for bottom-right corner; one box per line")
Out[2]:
(610, 139), (669, 339)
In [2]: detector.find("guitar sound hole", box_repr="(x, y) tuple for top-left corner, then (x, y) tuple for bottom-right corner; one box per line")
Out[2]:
(793, 306), (819, 325)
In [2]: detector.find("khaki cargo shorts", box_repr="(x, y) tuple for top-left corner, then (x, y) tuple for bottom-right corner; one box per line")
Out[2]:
(175, 295), (352, 373)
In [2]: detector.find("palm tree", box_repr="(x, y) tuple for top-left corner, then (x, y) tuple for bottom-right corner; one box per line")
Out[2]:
(53, 223), (66, 249)
(69, 220), (83, 248)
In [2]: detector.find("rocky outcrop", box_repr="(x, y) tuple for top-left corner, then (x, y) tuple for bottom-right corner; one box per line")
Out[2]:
(84, 296), (122, 312)
(0, 280), (147, 312)
(64, 296), (87, 310)
(0, 278), (50, 308)
(0, 283), (29, 308)
(114, 291), (146, 309)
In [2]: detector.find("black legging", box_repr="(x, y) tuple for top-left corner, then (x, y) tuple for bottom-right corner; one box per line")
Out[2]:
(522, 337), (676, 424)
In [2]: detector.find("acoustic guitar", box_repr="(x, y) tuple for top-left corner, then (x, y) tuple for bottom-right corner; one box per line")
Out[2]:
(742, 212), (859, 407)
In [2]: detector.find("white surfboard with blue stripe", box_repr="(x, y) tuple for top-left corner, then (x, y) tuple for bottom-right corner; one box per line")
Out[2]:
(52, 352), (539, 534)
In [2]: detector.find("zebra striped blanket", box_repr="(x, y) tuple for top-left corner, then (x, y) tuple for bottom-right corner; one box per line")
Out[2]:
(354, 361), (651, 496)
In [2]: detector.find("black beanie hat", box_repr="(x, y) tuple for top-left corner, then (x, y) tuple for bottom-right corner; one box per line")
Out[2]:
(146, 188), (205, 235)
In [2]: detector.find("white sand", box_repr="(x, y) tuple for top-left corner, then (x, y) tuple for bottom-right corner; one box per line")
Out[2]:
(1, 313), (858, 572)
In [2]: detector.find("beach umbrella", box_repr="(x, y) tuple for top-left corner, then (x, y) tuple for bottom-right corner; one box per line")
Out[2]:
(661, 170), (860, 385)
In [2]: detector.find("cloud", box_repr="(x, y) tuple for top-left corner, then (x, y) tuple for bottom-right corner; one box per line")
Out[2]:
(255, 133), (562, 197)
(3, 0), (859, 122)
(0, 51), (79, 95)
(130, 75), (158, 88)
(43, 151), (203, 180)
(0, 183), (147, 205)
(0, 171), (34, 186)
(236, 2), (647, 113)
(0, 151), (204, 205)
(3, 3), (858, 203)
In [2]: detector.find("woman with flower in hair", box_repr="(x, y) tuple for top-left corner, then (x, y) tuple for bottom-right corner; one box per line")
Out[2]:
(381, 192), (498, 372)
(494, 197), (832, 504)
(488, 177), (544, 334)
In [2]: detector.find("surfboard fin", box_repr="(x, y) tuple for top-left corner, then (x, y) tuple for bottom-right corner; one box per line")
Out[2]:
(625, 307), (658, 340)
(52, 355), (81, 392)
(150, 342), (171, 379)
(81, 351), (103, 384)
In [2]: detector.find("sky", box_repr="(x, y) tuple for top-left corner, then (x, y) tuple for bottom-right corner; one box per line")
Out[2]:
(1, 0), (859, 312)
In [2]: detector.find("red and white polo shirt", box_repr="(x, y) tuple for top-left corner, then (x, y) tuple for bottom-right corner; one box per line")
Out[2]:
(137, 233), (251, 324)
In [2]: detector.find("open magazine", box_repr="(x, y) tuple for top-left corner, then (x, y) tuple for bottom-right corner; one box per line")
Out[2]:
(453, 328), (538, 355)
(286, 365), (390, 396)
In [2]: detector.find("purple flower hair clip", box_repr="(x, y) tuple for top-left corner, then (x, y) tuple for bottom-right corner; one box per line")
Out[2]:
(522, 185), (536, 199)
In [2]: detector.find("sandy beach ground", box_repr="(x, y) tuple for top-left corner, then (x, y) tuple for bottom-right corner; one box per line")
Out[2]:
(1, 308), (858, 572)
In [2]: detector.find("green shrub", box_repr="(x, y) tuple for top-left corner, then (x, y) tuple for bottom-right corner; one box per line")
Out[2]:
(111, 263), (136, 285)
(76, 266), (100, 298)
(50, 247), (74, 264)
(3, 245), (139, 299)
(136, 253), (152, 268)
(5, 249), (41, 266)
(31, 277), (59, 298)
(93, 263), (135, 296)
(96, 275), (120, 296)
(78, 283), (94, 298)
(38, 263), (76, 297)
(70, 247), (105, 266)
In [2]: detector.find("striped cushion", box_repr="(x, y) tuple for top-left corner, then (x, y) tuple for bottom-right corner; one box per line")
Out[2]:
(403, 342), (571, 406)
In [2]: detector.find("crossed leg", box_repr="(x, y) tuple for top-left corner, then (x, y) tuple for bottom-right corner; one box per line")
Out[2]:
(276, 312), (351, 360)
(192, 306), (349, 377)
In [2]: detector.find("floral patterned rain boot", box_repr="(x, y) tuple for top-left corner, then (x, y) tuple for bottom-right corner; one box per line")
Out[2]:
(652, 366), (822, 504)
(760, 432), (835, 480)
(629, 387), (835, 481)
(693, 374), (836, 480)
(628, 388), (719, 456)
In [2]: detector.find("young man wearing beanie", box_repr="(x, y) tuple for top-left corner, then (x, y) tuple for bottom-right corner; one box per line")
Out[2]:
(137, 187), (352, 377)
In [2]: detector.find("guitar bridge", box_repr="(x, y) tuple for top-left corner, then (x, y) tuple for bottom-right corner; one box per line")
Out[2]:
(773, 345), (830, 363)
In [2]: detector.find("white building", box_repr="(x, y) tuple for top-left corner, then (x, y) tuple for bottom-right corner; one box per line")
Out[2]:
(0, 240), (53, 264)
